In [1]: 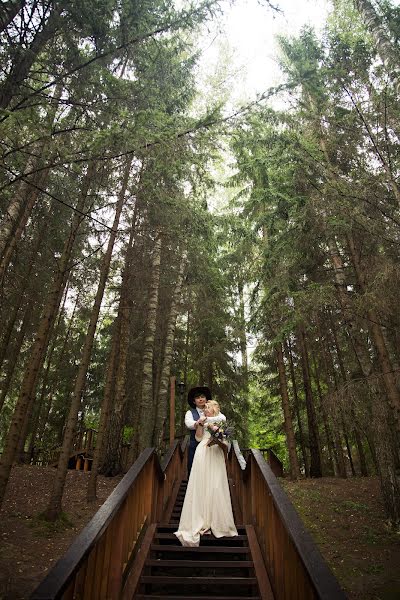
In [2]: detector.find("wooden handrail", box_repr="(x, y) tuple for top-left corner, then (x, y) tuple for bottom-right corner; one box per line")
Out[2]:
(227, 444), (347, 600)
(243, 447), (284, 477)
(31, 437), (188, 600)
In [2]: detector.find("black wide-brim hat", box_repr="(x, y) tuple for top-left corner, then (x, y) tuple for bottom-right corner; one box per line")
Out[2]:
(187, 386), (212, 408)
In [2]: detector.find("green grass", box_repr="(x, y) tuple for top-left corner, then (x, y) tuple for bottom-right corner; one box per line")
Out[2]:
(363, 563), (384, 575)
(341, 500), (369, 511)
(28, 511), (74, 537)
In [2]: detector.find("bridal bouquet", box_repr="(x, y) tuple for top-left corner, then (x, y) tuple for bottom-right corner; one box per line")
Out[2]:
(206, 421), (234, 448)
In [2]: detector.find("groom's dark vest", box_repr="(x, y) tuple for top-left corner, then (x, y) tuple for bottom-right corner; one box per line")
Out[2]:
(189, 407), (200, 445)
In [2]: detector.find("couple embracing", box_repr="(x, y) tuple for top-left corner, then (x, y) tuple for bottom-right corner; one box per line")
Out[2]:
(174, 386), (238, 547)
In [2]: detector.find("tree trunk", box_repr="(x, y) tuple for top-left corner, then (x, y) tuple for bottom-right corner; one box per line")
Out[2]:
(297, 326), (322, 478)
(153, 252), (187, 446)
(354, 428), (368, 477)
(238, 281), (248, 383)
(0, 7), (62, 109)
(35, 289), (79, 450)
(135, 233), (162, 457)
(0, 1), (25, 34)
(86, 327), (119, 501)
(285, 338), (309, 476)
(0, 163), (95, 509)
(343, 424), (356, 476)
(0, 148), (44, 269)
(276, 343), (300, 479)
(353, 0), (400, 94)
(327, 237), (372, 377)
(0, 167), (50, 282)
(180, 305), (191, 437)
(101, 207), (138, 476)
(318, 324), (348, 478)
(0, 291), (25, 373)
(0, 303), (32, 412)
(347, 233), (400, 434)
(310, 352), (336, 476)
(370, 398), (400, 529)
(15, 279), (71, 463)
(0, 214), (46, 355)
(0, 87), (61, 280)
(44, 161), (130, 520)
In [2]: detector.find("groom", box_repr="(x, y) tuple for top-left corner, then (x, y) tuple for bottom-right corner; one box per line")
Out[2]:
(185, 386), (226, 476)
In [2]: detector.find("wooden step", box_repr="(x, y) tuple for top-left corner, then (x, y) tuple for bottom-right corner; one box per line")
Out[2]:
(145, 559), (254, 568)
(140, 576), (258, 585)
(157, 524), (246, 532)
(150, 545), (250, 554)
(155, 533), (248, 541)
(135, 596), (260, 600)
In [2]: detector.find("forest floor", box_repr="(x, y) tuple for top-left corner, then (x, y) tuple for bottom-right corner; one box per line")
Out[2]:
(281, 476), (400, 600)
(0, 464), (122, 599)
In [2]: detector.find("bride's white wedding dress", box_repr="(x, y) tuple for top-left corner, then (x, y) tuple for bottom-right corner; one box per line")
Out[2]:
(174, 426), (238, 547)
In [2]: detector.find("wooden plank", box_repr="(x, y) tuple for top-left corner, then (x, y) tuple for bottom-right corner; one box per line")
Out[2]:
(161, 477), (181, 523)
(72, 562), (87, 600)
(150, 545), (250, 553)
(82, 546), (97, 600)
(160, 439), (180, 473)
(107, 502), (127, 597)
(91, 530), (106, 600)
(61, 577), (74, 599)
(134, 596), (260, 600)
(121, 523), (156, 600)
(145, 559), (254, 568)
(228, 477), (243, 525)
(154, 533), (248, 541)
(246, 525), (275, 600)
(140, 576), (257, 584)
(99, 518), (113, 598)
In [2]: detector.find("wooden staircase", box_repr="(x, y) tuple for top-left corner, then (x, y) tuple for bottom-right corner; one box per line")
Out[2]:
(31, 440), (347, 600)
(132, 479), (272, 599)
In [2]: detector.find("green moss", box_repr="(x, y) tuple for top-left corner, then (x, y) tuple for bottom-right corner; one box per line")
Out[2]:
(28, 511), (74, 537)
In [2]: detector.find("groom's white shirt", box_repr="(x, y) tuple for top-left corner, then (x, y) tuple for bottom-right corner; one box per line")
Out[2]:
(184, 409), (226, 430)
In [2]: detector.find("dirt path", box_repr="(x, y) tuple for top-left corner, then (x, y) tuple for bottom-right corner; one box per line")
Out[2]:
(281, 477), (400, 600)
(0, 464), (121, 599)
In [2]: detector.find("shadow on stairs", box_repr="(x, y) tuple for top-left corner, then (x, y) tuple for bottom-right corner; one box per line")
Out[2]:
(130, 480), (274, 600)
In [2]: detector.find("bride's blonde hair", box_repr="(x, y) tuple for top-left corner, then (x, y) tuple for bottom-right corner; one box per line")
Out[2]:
(205, 400), (220, 416)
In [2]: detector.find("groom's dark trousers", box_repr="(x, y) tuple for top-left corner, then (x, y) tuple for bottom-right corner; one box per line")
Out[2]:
(187, 407), (200, 477)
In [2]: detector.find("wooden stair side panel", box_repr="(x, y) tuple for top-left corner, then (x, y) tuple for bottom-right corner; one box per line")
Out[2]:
(121, 524), (157, 600)
(246, 525), (275, 600)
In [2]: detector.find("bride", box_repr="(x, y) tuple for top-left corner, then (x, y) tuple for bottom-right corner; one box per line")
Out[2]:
(174, 400), (238, 547)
